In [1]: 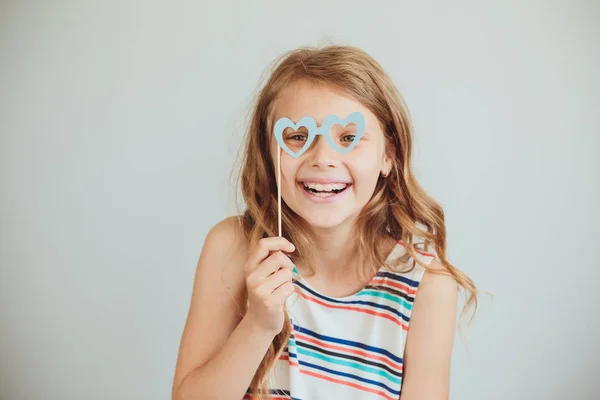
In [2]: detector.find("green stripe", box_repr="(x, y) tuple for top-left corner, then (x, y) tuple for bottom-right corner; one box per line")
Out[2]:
(294, 344), (401, 384)
(355, 290), (413, 310)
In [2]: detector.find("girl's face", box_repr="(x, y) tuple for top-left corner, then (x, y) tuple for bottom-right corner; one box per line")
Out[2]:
(270, 80), (392, 230)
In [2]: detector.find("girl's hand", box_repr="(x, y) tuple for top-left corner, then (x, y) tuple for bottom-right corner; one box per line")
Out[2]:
(243, 237), (296, 337)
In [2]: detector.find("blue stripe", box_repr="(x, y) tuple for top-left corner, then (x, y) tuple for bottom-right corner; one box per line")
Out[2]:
(295, 345), (402, 384)
(294, 281), (411, 323)
(292, 323), (403, 364)
(355, 289), (413, 310)
(376, 270), (421, 287)
(295, 356), (401, 396)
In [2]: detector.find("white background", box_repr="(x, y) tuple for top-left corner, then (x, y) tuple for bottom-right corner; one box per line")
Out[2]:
(1, 1), (599, 399)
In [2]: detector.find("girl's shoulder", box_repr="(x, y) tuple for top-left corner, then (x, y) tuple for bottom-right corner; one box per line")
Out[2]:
(171, 216), (248, 393)
(204, 215), (248, 254)
(201, 215), (249, 295)
(382, 240), (457, 297)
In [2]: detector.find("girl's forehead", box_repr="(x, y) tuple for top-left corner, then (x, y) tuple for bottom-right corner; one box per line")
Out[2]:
(272, 81), (372, 126)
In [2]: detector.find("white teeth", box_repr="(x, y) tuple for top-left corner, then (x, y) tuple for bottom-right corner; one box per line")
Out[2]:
(310, 191), (335, 198)
(303, 182), (347, 191)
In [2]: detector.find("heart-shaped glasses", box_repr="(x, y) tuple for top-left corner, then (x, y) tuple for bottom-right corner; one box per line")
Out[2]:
(273, 112), (366, 158)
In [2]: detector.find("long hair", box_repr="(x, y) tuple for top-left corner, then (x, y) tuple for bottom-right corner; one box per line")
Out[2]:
(231, 44), (478, 399)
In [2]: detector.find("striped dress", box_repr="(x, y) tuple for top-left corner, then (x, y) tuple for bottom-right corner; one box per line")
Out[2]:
(245, 240), (435, 400)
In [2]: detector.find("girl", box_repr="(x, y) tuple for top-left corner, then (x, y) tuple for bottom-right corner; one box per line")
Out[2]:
(172, 45), (477, 400)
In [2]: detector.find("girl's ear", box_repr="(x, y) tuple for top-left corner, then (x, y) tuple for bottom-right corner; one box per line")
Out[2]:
(381, 152), (393, 178)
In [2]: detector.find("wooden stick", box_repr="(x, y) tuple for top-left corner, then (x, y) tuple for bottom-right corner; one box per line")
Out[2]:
(277, 146), (282, 237)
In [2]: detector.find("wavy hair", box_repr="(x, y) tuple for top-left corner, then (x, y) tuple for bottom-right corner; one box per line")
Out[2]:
(230, 44), (478, 399)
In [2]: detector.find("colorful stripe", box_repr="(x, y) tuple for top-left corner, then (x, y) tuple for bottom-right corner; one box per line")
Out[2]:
(247, 240), (431, 399)
(291, 266), (422, 331)
(291, 356), (401, 399)
(290, 331), (402, 372)
(292, 324), (403, 366)
(273, 325), (405, 398)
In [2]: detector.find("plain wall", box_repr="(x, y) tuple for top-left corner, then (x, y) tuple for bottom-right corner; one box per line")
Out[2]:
(1, 1), (599, 399)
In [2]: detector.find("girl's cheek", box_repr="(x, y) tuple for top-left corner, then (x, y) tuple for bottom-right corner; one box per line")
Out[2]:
(281, 161), (298, 181)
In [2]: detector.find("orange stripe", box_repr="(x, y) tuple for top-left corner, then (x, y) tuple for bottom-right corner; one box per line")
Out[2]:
(278, 355), (299, 368)
(371, 277), (417, 295)
(300, 369), (397, 400)
(298, 291), (408, 330)
(278, 353), (398, 398)
(293, 331), (402, 371)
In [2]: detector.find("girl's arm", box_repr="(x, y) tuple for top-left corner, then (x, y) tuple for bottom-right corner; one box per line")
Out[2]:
(171, 216), (273, 400)
(399, 260), (459, 400)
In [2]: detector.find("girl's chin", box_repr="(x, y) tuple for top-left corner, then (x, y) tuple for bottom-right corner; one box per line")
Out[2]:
(295, 209), (354, 230)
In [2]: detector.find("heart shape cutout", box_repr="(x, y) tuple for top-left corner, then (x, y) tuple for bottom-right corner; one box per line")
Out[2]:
(273, 112), (366, 158)
(273, 116), (317, 159)
(321, 112), (366, 155)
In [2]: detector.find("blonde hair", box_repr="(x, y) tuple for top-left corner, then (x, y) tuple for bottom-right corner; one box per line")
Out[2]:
(231, 44), (478, 399)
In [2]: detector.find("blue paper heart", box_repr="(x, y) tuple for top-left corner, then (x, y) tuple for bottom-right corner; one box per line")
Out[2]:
(273, 112), (366, 159)
(273, 116), (317, 159)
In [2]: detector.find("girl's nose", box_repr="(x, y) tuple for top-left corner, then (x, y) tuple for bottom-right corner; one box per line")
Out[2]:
(308, 136), (339, 169)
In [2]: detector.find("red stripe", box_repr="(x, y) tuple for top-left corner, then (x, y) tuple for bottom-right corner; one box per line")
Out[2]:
(300, 369), (398, 400)
(298, 291), (408, 330)
(279, 354), (299, 368)
(267, 361), (398, 400)
(371, 277), (417, 295)
(293, 331), (402, 371)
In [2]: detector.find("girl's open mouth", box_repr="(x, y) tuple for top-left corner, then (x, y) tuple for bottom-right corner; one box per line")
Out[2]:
(298, 181), (351, 200)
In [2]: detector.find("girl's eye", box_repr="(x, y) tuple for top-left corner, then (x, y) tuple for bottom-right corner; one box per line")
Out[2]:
(290, 134), (307, 141)
(341, 134), (356, 143)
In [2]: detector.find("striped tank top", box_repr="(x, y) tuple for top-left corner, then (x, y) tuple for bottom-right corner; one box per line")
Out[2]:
(245, 240), (435, 400)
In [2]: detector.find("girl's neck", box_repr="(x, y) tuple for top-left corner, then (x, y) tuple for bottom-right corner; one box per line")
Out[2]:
(309, 227), (359, 278)
(296, 220), (398, 279)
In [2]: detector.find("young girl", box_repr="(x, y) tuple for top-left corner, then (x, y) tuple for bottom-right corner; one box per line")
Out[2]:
(172, 45), (477, 400)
